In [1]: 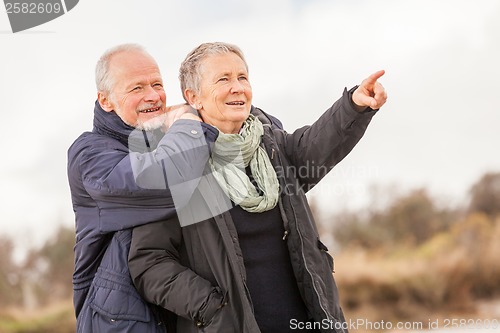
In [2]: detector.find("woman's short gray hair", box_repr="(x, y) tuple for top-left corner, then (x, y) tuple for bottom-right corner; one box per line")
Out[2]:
(95, 43), (147, 94)
(179, 42), (248, 102)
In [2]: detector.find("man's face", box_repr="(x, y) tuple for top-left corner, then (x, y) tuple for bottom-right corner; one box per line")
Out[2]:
(102, 50), (167, 130)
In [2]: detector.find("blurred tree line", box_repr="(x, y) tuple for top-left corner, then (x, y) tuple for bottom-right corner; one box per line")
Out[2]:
(327, 171), (500, 323)
(332, 171), (500, 249)
(0, 227), (74, 310)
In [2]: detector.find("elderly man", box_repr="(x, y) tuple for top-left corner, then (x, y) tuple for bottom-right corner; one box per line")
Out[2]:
(67, 44), (210, 333)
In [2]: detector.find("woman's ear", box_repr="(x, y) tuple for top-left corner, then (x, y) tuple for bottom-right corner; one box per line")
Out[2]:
(184, 89), (201, 110)
(97, 92), (114, 112)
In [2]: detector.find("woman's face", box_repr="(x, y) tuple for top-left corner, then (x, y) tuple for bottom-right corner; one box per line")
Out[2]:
(194, 52), (253, 134)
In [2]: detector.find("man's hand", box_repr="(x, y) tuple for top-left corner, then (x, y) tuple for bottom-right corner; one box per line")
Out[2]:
(352, 70), (387, 111)
(163, 104), (202, 131)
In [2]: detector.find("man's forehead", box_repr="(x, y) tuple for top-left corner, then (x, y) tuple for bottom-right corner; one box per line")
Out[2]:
(111, 49), (154, 63)
(110, 51), (162, 82)
(114, 66), (162, 78)
(111, 51), (159, 71)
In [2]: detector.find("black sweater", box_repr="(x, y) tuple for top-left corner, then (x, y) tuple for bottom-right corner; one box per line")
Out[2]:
(230, 203), (315, 333)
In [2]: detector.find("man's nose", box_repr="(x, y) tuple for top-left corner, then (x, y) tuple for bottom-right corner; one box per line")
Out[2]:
(144, 85), (161, 102)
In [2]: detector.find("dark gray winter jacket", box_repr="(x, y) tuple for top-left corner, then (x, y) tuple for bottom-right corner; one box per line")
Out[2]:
(128, 87), (377, 333)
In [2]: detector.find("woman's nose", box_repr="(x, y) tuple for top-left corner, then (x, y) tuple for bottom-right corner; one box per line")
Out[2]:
(230, 79), (245, 93)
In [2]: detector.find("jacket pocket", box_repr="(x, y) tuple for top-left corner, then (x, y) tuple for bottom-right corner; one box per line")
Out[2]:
(195, 287), (227, 329)
(88, 268), (151, 323)
(318, 238), (335, 273)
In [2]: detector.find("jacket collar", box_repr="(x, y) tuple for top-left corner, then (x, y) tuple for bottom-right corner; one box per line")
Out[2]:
(92, 100), (163, 151)
(93, 100), (134, 147)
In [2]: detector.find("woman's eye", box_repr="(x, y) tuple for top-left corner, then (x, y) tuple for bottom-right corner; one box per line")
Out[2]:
(217, 77), (228, 82)
(238, 76), (248, 81)
(132, 86), (141, 91)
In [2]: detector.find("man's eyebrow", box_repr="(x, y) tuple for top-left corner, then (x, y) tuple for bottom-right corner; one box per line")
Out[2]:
(124, 81), (143, 90)
(214, 71), (230, 77)
(125, 77), (162, 89)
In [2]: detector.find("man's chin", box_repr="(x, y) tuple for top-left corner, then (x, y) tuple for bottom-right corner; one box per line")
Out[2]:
(136, 113), (167, 131)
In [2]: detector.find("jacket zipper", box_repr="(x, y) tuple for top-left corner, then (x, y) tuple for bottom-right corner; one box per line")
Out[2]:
(289, 202), (332, 323)
(269, 145), (290, 241)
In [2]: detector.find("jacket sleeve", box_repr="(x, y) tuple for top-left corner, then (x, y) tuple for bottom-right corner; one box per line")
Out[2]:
(128, 219), (224, 326)
(277, 86), (377, 191)
(72, 119), (217, 232)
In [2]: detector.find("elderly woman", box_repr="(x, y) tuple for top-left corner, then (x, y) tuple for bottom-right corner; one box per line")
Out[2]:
(129, 42), (386, 333)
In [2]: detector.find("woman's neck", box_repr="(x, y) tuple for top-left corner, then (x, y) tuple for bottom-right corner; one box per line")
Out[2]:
(213, 121), (244, 134)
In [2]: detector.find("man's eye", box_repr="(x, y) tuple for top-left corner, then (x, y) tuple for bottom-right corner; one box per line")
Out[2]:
(153, 83), (163, 88)
(132, 86), (142, 91)
(217, 77), (228, 82)
(238, 76), (248, 81)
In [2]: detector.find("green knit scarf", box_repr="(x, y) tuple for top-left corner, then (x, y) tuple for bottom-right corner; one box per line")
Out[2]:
(209, 114), (279, 213)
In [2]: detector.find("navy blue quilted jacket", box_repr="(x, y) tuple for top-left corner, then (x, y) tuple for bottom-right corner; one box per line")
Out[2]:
(67, 102), (217, 332)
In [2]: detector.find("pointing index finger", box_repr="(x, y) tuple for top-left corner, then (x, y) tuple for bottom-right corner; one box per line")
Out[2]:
(365, 70), (385, 85)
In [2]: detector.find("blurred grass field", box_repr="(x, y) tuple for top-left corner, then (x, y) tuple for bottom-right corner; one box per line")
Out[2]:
(0, 301), (75, 333)
(337, 215), (500, 332)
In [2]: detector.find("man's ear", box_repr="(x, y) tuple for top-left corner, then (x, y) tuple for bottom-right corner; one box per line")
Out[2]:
(97, 92), (114, 112)
(184, 89), (200, 110)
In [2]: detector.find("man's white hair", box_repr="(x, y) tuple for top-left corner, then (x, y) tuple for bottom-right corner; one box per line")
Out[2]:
(95, 43), (148, 94)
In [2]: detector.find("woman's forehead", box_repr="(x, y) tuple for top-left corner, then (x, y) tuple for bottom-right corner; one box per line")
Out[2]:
(200, 53), (248, 75)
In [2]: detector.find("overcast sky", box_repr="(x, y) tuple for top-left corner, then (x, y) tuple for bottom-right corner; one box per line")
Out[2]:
(1, 0), (499, 257)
